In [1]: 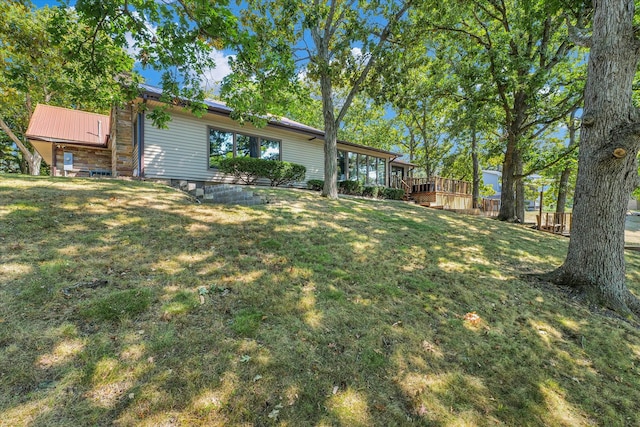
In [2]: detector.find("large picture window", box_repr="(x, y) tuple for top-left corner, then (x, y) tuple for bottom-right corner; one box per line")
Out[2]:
(209, 129), (234, 168)
(339, 151), (387, 186)
(208, 127), (281, 169)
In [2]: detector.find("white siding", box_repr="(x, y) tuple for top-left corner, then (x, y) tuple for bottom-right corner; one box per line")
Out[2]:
(281, 136), (324, 181)
(143, 108), (325, 183)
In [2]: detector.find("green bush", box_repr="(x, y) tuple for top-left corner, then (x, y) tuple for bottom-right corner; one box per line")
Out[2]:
(363, 186), (381, 198)
(263, 161), (306, 186)
(218, 157), (306, 186)
(338, 180), (363, 195)
(307, 179), (324, 191)
(218, 157), (263, 184)
(381, 187), (405, 200)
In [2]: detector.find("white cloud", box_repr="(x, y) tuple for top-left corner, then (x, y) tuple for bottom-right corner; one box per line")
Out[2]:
(125, 32), (140, 58)
(350, 47), (363, 58)
(200, 50), (235, 93)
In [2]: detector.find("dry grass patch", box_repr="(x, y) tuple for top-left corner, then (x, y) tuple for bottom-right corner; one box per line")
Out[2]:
(1, 174), (639, 426)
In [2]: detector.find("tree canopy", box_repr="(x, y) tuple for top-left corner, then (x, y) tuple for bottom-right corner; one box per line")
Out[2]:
(0, 1), (135, 174)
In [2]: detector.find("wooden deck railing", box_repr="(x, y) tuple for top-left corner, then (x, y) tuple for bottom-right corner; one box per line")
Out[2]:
(537, 212), (572, 235)
(390, 176), (472, 195)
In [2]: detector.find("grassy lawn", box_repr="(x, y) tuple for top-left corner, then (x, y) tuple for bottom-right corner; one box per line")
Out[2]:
(1, 175), (640, 426)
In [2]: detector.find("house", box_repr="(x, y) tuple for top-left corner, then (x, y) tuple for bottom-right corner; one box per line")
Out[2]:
(26, 85), (413, 188)
(26, 105), (116, 177)
(481, 170), (502, 198)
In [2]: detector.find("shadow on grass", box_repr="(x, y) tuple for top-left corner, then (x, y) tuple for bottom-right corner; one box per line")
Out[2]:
(1, 176), (639, 425)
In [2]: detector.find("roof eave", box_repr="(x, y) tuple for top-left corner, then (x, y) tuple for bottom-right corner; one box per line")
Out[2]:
(27, 135), (108, 148)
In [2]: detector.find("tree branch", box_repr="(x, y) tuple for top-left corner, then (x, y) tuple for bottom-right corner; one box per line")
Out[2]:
(0, 115), (34, 163)
(335, 1), (411, 125)
(516, 143), (579, 178)
(429, 25), (490, 49)
(566, 15), (592, 48)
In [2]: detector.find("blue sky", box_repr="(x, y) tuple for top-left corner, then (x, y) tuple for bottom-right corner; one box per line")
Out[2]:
(31, 0), (235, 90)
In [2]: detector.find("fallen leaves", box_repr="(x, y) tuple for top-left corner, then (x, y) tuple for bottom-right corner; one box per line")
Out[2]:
(463, 311), (481, 326)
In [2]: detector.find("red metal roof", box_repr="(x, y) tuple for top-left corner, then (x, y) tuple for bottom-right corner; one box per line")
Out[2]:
(26, 104), (110, 147)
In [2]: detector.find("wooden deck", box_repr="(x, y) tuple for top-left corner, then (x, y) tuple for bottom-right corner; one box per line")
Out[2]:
(391, 176), (473, 210)
(537, 212), (572, 236)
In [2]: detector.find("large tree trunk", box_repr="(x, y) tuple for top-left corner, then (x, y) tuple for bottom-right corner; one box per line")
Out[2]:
(28, 151), (42, 176)
(498, 135), (517, 221)
(498, 91), (528, 222)
(319, 72), (339, 199)
(553, 0), (640, 314)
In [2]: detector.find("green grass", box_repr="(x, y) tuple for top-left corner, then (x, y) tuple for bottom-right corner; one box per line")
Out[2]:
(1, 174), (640, 426)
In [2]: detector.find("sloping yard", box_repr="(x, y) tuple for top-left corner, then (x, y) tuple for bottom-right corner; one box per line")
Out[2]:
(1, 175), (640, 426)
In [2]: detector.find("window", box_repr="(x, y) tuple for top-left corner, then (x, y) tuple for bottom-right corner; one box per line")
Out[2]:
(348, 152), (358, 181)
(377, 158), (386, 186)
(358, 154), (368, 184)
(367, 155), (377, 185)
(236, 133), (260, 158)
(261, 139), (280, 160)
(337, 150), (347, 181)
(208, 127), (280, 168)
(209, 129), (234, 168)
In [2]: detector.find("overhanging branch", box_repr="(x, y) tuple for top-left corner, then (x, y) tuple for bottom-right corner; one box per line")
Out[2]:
(566, 15), (592, 48)
(516, 143), (579, 179)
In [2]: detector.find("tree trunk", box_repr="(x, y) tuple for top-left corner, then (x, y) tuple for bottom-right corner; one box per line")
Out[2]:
(515, 150), (525, 222)
(555, 167), (571, 215)
(424, 138), (432, 178)
(554, 0), (640, 314)
(498, 91), (528, 222)
(28, 151), (42, 176)
(498, 135), (517, 221)
(319, 72), (339, 199)
(471, 123), (480, 209)
(556, 109), (579, 215)
(0, 114), (41, 175)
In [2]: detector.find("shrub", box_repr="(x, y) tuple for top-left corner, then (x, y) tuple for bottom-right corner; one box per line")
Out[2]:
(307, 179), (324, 191)
(338, 180), (363, 195)
(381, 187), (405, 200)
(362, 186), (381, 198)
(263, 161), (306, 187)
(218, 157), (306, 187)
(218, 157), (263, 184)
